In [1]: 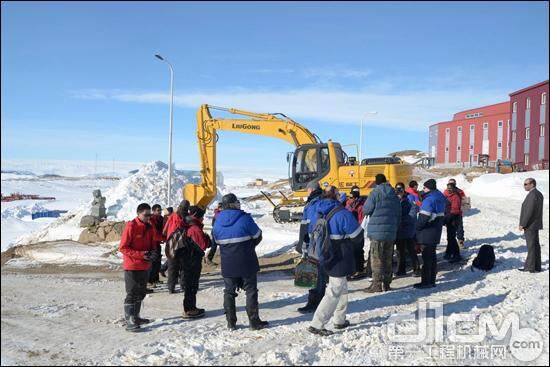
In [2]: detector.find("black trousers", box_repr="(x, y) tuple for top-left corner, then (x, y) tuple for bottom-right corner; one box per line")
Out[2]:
(167, 251), (185, 292)
(207, 240), (218, 262)
(124, 270), (148, 304)
(182, 253), (203, 312)
(456, 215), (464, 241)
(354, 237), (365, 272)
(421, 244), (437, 285)
(524, 229), (542, 272)
(223, 274), (260, 324)
(396, 238), (419, 273)
(148, 245), (162, 283)
(445, 216), (461, 258)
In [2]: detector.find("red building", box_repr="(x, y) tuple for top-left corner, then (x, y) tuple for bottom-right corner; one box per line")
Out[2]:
(509, 80), (549, 171)
(429, 102), (510, 167)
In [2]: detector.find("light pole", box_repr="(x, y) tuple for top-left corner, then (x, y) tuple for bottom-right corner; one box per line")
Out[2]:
(359, 111), (378, 164)
(155, 54), (174, 207)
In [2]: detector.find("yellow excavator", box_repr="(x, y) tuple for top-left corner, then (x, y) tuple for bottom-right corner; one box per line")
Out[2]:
(183, 104), (413, 222)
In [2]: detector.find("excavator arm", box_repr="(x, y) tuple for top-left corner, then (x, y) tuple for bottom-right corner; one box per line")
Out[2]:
(184, 104), (320, 208)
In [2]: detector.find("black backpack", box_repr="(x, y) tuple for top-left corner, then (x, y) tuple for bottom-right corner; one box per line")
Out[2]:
(472, 244), (495, 271)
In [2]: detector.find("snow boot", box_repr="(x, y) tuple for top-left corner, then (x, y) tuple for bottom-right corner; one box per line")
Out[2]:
(250, 319), (269, 331)
(135, 301), (151, 325)
(124, 303), (141, 332)
(297, 292), (321, 314)
(413, 282), (435, 289)
(182, 308), (205, 319)
(382, 282), (392, 292)
(364, 282), (383, 293)
(334, 320), (351, 330)
(307, 326), (333, 336)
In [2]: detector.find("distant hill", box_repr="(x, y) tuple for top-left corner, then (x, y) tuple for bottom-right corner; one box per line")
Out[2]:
(387, 150), (428, 164)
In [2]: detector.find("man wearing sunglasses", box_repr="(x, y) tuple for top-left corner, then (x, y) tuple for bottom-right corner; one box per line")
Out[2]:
(119, 203), (158, 332)
(519, 178), (544, 273)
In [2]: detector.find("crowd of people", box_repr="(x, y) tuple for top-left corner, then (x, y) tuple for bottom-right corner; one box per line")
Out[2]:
(118, 174), (544, 335)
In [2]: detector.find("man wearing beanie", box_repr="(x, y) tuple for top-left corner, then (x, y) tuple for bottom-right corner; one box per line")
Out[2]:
(212, 193), (269, 331)
(415, 179), (447, 289)
(296, 180), (326, 314)
(362, 174), (401, 292)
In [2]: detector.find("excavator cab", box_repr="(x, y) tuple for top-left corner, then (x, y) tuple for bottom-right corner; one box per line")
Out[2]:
(289, 143), (345, 191)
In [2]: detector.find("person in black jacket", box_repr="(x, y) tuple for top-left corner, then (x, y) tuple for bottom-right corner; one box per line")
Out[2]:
(518, 178), (544, 273)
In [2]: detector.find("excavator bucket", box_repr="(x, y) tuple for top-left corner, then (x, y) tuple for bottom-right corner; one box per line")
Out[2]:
(183, 183), (213, 209)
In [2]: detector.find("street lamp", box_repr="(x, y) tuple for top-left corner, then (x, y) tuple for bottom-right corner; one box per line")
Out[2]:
(155, 54), (175, 207)
(359, 111), (378, 164)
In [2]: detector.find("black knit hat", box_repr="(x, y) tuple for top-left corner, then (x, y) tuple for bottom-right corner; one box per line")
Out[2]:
(375, 174), (387, 185)
(188, 205), (205, 218)
(423, 179), (437, 191)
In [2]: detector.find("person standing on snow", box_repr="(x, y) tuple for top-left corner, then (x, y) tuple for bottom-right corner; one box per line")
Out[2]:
(118, 203), (158, 332)
(395, 183), (421, 276)
(447, 178), (466, 247)
(345, 185), (368, 280)
(163, 200), (190, 293)
(179, 205), (210, 318)
(443, 182), (463, 263)
(406, 180), (422, 207)
(518, 178), (544, 273)
(308, 187), (363, 336)
(147, 204), (164, 288)
(362, 174), (401, 293)
(295, 181), (326, 314)
(212, 193), (268, 331)
(414, 179), (447, 289)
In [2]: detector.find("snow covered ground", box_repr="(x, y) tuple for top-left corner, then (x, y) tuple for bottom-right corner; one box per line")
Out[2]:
(1, 164), (549, 365)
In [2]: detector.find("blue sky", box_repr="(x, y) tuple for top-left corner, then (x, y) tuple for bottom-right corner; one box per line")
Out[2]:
(2, 1), (548, 171)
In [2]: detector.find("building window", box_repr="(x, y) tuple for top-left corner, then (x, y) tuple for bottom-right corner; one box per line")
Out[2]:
(541, 125), (545, 137)
(483, 122), (488, 129)
(526, 98), (531, 109)
(512, 131), (517, 141)
(513, 102), (517, 112)
(470, 125), (475, 130)
(524, 154), (529, 166)
(457, 126), (462, 132)
(498, 142), (502, 148)
(498, 121), (503, 127)
(470, 144), (474, 149)
(446, 128), (450, 133)
(457, 146), (461, 151)
(445, 147), (449, 152)
(525, 127), (530, 140)
(542, 92), (547, 105)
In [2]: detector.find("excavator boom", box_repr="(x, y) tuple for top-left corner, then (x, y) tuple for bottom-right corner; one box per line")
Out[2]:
(184, 104), (319, 208)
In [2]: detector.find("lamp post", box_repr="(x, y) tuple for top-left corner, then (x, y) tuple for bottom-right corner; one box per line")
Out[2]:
(359, 111), (378, 164)
(155, 54), (174, 207)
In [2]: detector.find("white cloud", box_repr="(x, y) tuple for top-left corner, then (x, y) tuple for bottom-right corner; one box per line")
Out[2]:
(71, 86), (508, 131)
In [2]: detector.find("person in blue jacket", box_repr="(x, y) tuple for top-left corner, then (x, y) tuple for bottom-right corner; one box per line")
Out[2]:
(362, 174), (401, 293)
(295, 181), (326, 314)
(308, 187), (363, 336)
(414, 179), (447, 289)
(212, 193), (268, 331)
(394, 182), (420, 277)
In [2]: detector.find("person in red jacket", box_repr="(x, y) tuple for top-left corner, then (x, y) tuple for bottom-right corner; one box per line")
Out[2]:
(119, 203), (157, 332)
(448, 178), (466, 247)
(180, 205), (211, 318)
(443, 182), (463, 262)
(164, 200), (190, 293)
(405, 180), (422, 207)
(147, 204), (165, 287)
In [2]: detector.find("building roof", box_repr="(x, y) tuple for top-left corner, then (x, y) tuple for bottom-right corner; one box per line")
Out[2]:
(509, 80), (549, 97)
